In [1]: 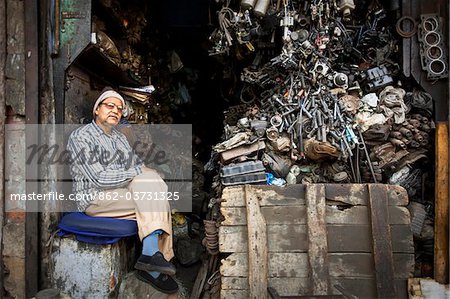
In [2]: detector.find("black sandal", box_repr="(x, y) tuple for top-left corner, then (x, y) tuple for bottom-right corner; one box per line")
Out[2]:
(135, 270), (179, 294)
(135, 251), (176, 276)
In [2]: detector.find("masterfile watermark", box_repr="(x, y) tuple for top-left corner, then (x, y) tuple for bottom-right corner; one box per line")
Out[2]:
(8, 124), (193, 212)
(9, 192), (94, 202)
(26, 141), (170, 168)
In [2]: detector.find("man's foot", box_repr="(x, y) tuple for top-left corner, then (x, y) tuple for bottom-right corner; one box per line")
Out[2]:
(135, 251), (176, 276)
(135, 270), (179, 294)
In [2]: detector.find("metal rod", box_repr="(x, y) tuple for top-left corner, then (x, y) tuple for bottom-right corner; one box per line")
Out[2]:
(358, 129), (377, 183)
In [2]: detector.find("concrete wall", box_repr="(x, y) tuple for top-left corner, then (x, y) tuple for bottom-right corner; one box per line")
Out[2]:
(3, 0), (26, 297)
(5, 0), (25, 115)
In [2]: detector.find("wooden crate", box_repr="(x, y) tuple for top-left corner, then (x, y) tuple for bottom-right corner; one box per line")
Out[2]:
(219, 184), (415, 299)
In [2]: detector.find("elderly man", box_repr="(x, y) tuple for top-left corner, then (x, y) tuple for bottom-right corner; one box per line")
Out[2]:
(67, 88), (178, 294)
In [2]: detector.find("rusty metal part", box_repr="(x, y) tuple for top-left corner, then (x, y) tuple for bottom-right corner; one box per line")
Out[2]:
(420, 124), (431, 132)
(271, 115), (283, 127)
(339, 95), (359, 115)
(404, 124), (415, 130)
(373, 142), (395, 156)
(420, 138), (429, 146)
(333, 171), (348, 182)
(410, 128), (420, 135)
(358, 129), (377, 183)
(390, 131), (403, 139)
(414, 133), (424, 143)
(266, 127), (279, 141)
(390, 138), (407, 149)
(203, 220), (219, 255)
(408, 119), (421, 128)
(411, 114), (423, 121)
(396, 16), (418, 38)
(396, 149), (428, 170)
(363, 124), (391, 141)
(399, 127), (413, 138)
(420, 132), (429, 140)
(410, 140), (420, 148)
(304, 138), (340, 160)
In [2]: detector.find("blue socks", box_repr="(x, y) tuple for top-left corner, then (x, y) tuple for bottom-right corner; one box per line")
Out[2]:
(143, 230), (163, 278)
(142, 230), (162, 256)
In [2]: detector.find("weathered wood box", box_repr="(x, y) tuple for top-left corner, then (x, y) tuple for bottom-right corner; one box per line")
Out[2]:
(219, 184), (414, 299)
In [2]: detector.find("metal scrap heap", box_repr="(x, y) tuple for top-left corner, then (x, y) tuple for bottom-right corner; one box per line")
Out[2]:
(210, 0), (433, 192)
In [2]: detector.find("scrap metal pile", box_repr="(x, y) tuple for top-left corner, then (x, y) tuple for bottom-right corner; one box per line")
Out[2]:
(209, 0), (434, 191)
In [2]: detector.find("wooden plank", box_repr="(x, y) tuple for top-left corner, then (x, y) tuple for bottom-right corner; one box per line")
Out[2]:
(219, 225), (414, 253)
(244, 185), (268, 299)
(221, 185), (305, 207)
(221, 206), (306, 225)
(221, 278), (409, 298)
(190, 259), (209, 299)
(306, 184), (329, 295)
(368, 184), (396, 298)
(328, 225), (413, 254)
(220, 205), (411, 226)
(220, 253), (414, 279)
(221, 184), (408, 207)
(222, 277), (309, 292)
(434, 122), (449, 284)
(221, 252), (309, 278)
(220, 225), (307, 253)
(325, 184), (408, 206)
(221, 289), (248, 299)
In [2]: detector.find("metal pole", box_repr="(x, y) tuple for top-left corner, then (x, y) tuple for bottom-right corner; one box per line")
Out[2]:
(25, 0), (39, 295)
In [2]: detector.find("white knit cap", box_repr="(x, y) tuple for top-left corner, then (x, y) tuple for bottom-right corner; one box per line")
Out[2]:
(92, 90), (126, 117)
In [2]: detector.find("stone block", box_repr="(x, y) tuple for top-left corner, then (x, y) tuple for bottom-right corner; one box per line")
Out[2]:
(3, 256), (25, 299)
(5, 53), (25, 80)
(5, 84), (25, 116)
(3, 221), (25, 257)
(6, 0), (24, 53)
(50, 236), (136, 299)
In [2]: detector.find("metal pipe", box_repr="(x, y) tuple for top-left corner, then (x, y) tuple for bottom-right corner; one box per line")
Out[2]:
(254, 0), (270, 17)
(241, 0), (257, 10)
(25, 0), (39, 295)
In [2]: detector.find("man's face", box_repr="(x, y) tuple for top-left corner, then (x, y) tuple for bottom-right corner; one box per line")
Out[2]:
(94, 97), (123, 128)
